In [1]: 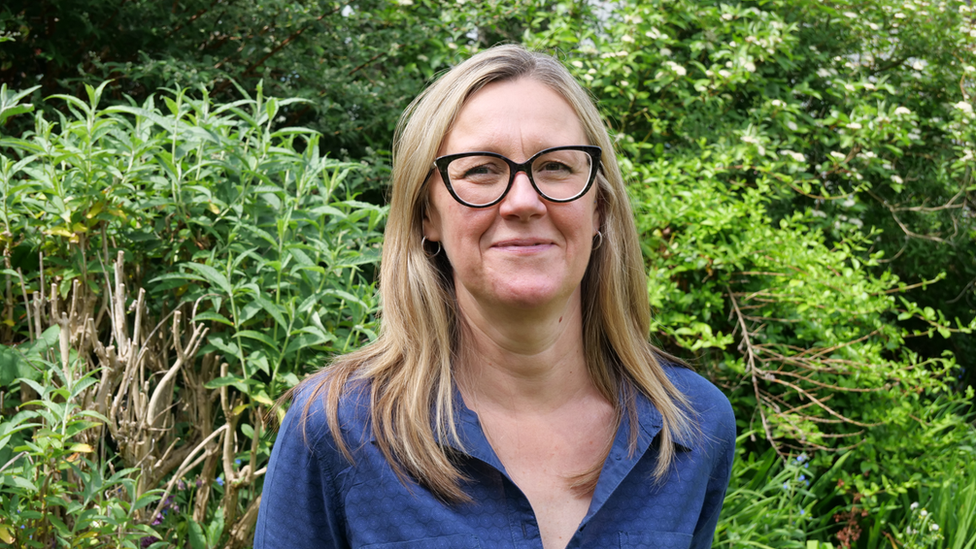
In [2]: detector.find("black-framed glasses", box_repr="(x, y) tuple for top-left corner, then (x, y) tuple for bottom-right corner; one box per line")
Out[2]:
(432, 145), (601, 208)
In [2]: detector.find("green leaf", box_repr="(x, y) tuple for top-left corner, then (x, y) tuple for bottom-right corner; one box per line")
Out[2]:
(182, 262), (234, 296)
(0, 345), (35, 387)
(188, 519), (208, 549)
(193, 311), (235, 326)
(204, 375), (248, 393)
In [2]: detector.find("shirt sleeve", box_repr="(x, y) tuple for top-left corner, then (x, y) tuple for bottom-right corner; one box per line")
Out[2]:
(254, 388), (349, 549)
(689, 387), (737, 549)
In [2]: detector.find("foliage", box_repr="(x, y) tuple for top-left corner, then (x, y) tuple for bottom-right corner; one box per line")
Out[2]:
(0, 83), (383, 546)
(0, 353), (161, 547)
(715, 441), (845, 547)
(915, 448), (976, 549)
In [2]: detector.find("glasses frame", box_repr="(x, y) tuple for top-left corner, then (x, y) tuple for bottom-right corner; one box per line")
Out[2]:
(431, 145), (602, 208)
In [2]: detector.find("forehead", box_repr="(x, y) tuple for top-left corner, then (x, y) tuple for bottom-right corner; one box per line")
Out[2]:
(438, 78), (587, 157)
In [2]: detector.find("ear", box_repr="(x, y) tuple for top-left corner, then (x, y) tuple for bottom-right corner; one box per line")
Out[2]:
(422, 199), (443, 243)
(592, 195), (602, 238)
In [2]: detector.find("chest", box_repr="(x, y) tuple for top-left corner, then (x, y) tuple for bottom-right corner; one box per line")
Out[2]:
(476, 409), (615, 548)
(337, 431), (711, 549)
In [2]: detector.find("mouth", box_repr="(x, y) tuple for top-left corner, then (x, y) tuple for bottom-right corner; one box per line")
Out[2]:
(491, 238), (553, 250)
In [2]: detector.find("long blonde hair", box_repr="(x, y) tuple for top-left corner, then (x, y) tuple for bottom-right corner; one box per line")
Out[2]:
(296, 44), (694, 502)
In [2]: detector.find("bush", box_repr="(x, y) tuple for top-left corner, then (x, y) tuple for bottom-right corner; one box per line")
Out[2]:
(0, 82), (383, 546)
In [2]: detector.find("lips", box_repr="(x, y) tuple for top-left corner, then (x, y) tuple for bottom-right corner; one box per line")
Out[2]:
(492, 238), (553, 248)
(490, 238), (555, 254)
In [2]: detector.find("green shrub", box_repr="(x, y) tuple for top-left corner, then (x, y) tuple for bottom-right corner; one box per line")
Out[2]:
(0, 82), (383, 546)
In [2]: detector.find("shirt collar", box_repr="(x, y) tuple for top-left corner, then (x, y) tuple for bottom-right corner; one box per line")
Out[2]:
(433, 383), (691, 481)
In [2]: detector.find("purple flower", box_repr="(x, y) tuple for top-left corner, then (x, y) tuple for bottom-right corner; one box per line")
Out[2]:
(141, 536), (160, 548)
(216, 477), (224, 487)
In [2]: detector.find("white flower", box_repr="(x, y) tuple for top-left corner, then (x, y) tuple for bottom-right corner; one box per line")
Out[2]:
(729, 41), (737, 47)
(844, 84), (856, 92)
(894, 106), (912, 115)
(660, 48), (672, 57)
(771, 99), (785, 107)
(620, 80), (629, 87)
(843, 198), (856, 207)
(719, 69), (732, 78)
(932, 523), (940, 531)
(779, 150), (806, 162)
(862, 151), (876, 158)
(817, 68), (832, 78)
(622, 35), (635, 43)
(744, 61), (756, 72)
(844, 11), (857, 17)
(965, 65), (976, 73)
(787, 121), (798, 131)
(847, 122), (862, 129)
(868, 22), (880, 30)
(396, 0), (414, 5)
(663, 61), (687, 76)
(891, 175), (904, 184)
(722, 13), (734, 20)
(911, 59), (925, 71)
(850, 218), (863, 227)
(745, 36), (756, 43)
(830, 151), (846, 160)
(921, 509), (928, 517)
(955, 101), (973, 113)
(895, 12), (906, 18)
(447, 42), (458, 50)
(572, 60), (584, 69)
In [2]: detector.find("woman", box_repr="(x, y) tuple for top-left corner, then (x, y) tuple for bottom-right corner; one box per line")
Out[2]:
(255, 44), (735, 549)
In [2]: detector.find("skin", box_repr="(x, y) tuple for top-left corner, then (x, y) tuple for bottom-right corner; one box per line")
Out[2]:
(423, 78), (615, 549)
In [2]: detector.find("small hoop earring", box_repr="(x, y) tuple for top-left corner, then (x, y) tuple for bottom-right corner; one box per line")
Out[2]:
(421, 236), (442, 258)
(593, 231), (604, 250)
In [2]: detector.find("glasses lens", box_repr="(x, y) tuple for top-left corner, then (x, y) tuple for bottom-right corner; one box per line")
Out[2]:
(444, 148), (595, 206)
(531, 149), (593, 201)
(445, 155), (511, 206)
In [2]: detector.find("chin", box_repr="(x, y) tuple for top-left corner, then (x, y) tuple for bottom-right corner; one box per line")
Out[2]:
(490, 283), (576, 311)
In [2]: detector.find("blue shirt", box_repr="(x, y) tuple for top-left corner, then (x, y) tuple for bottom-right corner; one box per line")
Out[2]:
(255, 365), (735, 549)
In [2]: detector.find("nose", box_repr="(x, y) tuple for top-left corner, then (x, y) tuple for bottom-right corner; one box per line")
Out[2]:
(498, 170), (546, 219)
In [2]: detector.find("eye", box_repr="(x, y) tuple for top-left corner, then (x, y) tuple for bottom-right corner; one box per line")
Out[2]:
(538, 160), (574, 174)
(450, 156), (507, 184)
(463, 163), (502, 177)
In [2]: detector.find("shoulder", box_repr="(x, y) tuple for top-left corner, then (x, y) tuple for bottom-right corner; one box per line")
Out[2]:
(661, 363), (736, 447)
(280, 371), (373, 462)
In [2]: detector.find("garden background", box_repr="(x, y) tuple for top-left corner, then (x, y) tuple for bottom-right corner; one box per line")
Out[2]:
(0, 0), (975, 547)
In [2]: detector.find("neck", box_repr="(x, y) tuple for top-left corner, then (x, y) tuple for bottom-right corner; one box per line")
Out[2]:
(455, 287), (594, 412)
